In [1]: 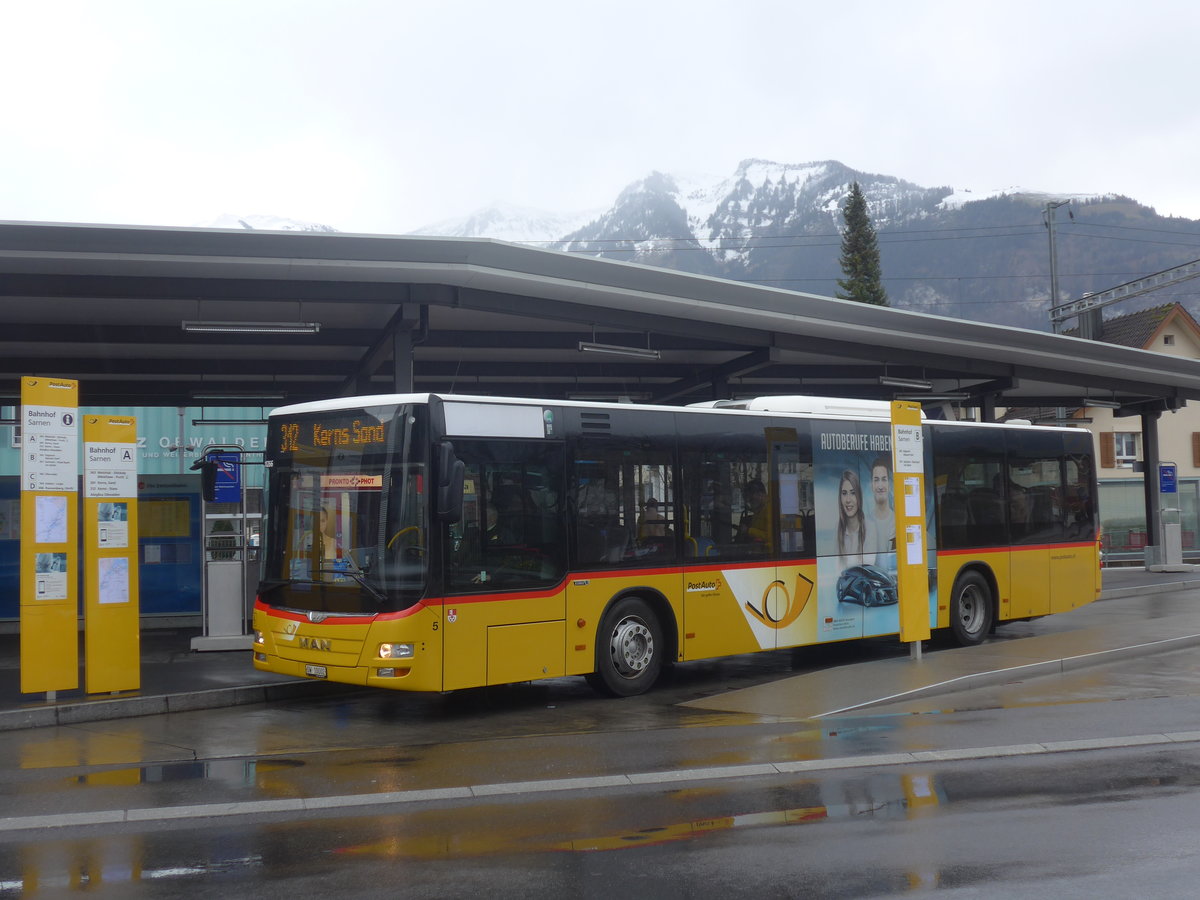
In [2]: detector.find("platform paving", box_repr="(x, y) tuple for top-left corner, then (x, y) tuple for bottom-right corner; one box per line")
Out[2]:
(1, 567), (1197, 732)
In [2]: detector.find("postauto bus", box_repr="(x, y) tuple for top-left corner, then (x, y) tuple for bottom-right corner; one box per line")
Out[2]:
(252, 393), (1099, 696)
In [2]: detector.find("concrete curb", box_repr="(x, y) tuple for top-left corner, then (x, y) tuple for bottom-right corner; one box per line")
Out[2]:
(0, 679), (360, 733)
(818, 631), (1200, 717)
(5, 729), (1200, 833)
(1099, 579), (1200, 601)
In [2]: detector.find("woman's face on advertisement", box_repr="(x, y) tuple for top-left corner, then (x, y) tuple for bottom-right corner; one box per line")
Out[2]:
(840, 478), (858, 517)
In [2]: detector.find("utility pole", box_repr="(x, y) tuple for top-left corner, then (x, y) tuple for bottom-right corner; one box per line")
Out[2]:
(1045, 199), (1072, 334)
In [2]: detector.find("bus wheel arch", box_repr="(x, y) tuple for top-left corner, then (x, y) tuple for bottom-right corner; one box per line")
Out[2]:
(949, 566), (995, 646)
(586, 591), (674, 697)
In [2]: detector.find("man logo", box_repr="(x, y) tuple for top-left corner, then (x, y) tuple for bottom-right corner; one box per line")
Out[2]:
(299, 637), (332, 652)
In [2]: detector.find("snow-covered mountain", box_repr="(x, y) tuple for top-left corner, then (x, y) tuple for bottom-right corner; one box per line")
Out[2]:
(194, 160), (1197, 332)
(407, 201), (601, 244)
(409, 159), (1190, 331)
(195, 213), (339, 233)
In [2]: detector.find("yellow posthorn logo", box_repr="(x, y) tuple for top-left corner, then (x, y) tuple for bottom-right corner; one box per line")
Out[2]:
(745, 574), (814, 630)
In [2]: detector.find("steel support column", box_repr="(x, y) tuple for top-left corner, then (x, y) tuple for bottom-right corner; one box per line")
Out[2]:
(1141, 409), (1162, 549)
(393, 317), (414, 394)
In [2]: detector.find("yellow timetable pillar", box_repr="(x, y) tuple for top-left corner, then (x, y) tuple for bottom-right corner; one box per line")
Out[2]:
(83, 414), (141, 693)
(891, 401), (932, 649)
(20, 376), (80, 695)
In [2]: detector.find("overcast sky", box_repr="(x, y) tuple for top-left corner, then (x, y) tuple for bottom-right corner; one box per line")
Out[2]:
(3, 1), (1198, 235)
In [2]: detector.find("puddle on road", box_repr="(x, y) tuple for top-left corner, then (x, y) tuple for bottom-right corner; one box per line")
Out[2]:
(66, 758), (305, 788)
(7, 753), (1199, 894)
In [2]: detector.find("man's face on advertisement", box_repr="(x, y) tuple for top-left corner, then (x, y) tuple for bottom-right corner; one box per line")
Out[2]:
(872, 465), (889, 505)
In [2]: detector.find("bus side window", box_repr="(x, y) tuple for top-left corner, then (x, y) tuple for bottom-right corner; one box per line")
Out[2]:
(444, 441), (565, 591)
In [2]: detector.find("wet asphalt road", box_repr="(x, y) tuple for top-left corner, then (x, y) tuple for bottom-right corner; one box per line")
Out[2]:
(5, 743), (1200, 898)
(2, 633), (1200, 897)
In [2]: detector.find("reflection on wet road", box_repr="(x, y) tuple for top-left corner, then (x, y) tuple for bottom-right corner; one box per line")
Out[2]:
(3, 637), (1200, 896)
(5, 748), (1200, 897)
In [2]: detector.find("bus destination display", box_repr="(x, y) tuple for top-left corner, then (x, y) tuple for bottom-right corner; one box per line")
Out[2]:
(276, 417), (387, 454)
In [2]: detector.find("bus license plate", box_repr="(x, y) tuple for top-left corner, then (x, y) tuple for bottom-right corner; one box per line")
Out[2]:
(305, 664), (327, 678)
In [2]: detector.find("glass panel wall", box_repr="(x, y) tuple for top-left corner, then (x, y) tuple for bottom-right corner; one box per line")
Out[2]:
(1096, 478), (1200, 560)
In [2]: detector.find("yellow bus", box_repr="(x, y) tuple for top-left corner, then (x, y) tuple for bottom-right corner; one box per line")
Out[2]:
(252, 393), (1099, 696)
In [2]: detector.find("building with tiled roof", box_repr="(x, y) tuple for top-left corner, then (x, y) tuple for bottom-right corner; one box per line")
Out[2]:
(1070, 302), (1200, 557)
(1078, 303), (1200, 349)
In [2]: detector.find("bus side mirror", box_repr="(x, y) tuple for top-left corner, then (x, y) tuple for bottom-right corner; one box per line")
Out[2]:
(191, 457), (218, 503)
(436, 441), (465, 524)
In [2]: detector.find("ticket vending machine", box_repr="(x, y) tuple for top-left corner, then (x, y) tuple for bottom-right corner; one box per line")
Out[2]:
(192, 448), (258, 651)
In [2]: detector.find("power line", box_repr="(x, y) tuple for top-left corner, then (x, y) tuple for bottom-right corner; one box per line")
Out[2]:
(555, 226), (1199, 254)
(531, 221), (1200, 249)
(518, 218), (1200, 253)
(752, 271), (1161, 284)
(524, 221), (1047, 245)
(1060, 221), (1200, 238)
(557, 228), (1047, 254)
(1058, 230), (1200, 250)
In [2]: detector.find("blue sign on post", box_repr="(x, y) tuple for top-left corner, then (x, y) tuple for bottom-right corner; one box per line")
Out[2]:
(1159, 463), (1177, 494)
(211, 452), (242, 503)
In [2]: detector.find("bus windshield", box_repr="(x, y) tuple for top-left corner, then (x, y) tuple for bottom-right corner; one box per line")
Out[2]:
(259, 403), (429, 615)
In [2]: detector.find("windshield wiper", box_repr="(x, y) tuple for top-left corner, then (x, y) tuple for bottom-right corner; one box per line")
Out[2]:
(316, 566), (389, 606)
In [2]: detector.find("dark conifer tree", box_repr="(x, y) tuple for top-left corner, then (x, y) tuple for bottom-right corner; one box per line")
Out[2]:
(836, 181), (888, 306)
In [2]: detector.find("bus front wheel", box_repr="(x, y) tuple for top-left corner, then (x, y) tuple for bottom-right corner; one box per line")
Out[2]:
(587, 597), (663, 697)
(950, 570), (993, 646)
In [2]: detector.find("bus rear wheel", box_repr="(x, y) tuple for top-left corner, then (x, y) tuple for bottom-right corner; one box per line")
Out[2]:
(950, 570), (994, 646)
(587, 597), (663, 697)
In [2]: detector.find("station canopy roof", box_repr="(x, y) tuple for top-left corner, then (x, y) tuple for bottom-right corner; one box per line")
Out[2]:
(1, 219), (1198, 417)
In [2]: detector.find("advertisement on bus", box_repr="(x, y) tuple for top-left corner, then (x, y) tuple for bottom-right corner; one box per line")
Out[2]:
(813, 422), (937, 640)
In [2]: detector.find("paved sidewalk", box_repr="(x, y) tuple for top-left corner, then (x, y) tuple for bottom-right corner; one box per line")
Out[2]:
(1, 567), (1198, 732)
(686, 566), (1200, 719)
(0, 628), (354, 732)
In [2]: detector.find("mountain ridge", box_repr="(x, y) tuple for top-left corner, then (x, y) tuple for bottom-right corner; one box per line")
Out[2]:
(202, 159), (1200, 332)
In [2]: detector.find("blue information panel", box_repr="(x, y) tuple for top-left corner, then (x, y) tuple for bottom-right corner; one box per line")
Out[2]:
(211, 452), (242, 503)
(1160, 463), (1178, 494)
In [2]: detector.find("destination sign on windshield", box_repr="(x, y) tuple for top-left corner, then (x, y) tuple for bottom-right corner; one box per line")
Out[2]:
(274, 415), (388, 454)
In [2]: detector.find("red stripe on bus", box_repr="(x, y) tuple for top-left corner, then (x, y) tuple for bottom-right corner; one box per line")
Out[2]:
(683, 559), (816, 573)
(422, 584), (568, 606)
(255, 597), (429, 626)
(937, 541), (1098, 556)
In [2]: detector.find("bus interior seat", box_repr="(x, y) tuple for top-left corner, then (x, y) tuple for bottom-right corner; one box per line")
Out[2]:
(576, 520), (628, 564)
(1028, 488), (1056, 526)
(939, 491), (970, 543)
(967, 488), (1002, 523)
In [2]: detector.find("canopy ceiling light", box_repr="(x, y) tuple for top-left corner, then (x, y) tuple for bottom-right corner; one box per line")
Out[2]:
(190, 390), (288, 401)
(577, 341), (661, 360)
(879, 375), (933, 391)
(182, 320), (321, 334)
(1083, 398), (1121, 409)
(895, 392), (970, 402)
(192, 418), (269, 426)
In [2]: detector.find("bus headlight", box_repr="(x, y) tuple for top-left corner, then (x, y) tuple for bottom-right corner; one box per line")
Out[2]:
(379, 642), (414, 659)
(254, 630), (265, 645)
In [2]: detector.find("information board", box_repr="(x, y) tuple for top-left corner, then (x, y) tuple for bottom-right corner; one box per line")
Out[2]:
(83, 415), (140, 693)
(20, 376), (79, 694)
